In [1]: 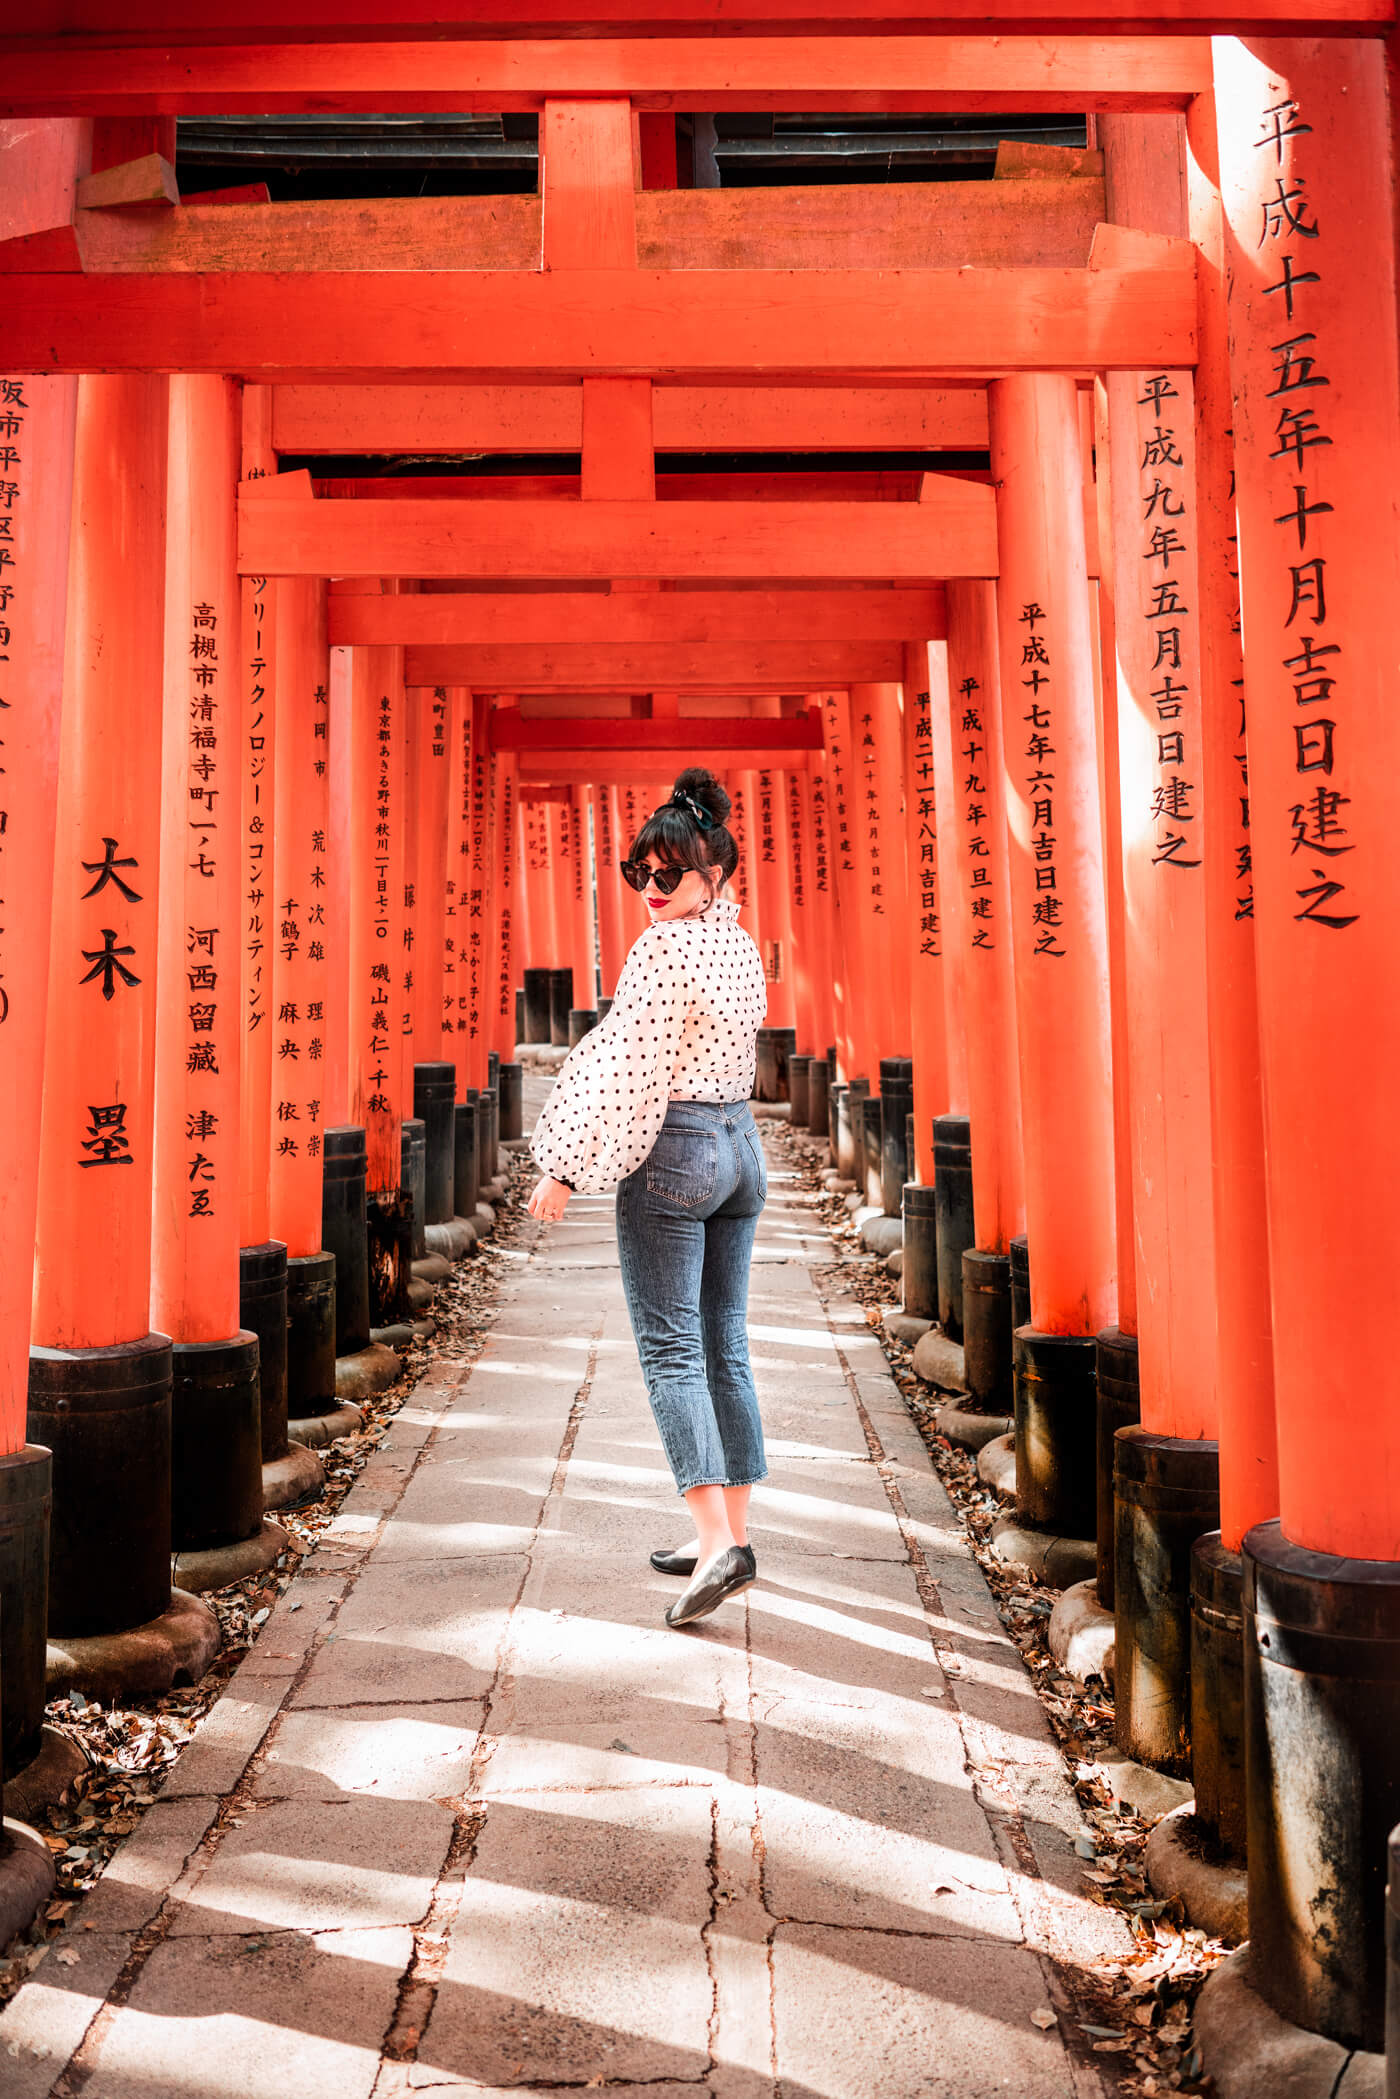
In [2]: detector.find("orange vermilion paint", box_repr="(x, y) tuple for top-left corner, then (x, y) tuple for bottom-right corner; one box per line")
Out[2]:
(1187, 85), (1278, 1550)
(491, 748), (520, 1062)
(989, 374), (1117, 1338)
(594, 784), (627, 999)
(0, 120), (82, 1450)
(237, 390), (278, 1249)
(266, 578), (331, 1260)
(151, 374), (243, 1345)
(899, 643), (952, 1185)
(413, 684), (452, 1056)
(33, 374), (169, 1352)
(943, 588), (1025, 1254)
(851, 682), (912, 1067)
(348, 639), (405, 1198)
(1216, 36), (1400, 1559)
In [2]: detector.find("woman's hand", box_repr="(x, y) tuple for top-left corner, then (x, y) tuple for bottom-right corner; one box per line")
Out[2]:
(527, 1175), (574, 1222)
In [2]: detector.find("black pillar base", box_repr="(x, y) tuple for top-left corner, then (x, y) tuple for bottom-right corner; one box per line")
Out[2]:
(901, 1183), (938, 1322)
(862, 1095), (883, 1209)
(522, 967), (552, 1045)
(1191, 1531), (1247, 1859)
(1009, 1233), (1031, 1332)
(413, 1062), (457, 1226)
(401, 1116), (427, 1260)
(827, 1077), (844, 1164)
(549, 967), (573, 1047)
(807, 1054), (830, 1140)
(1243, 1522), (1400, 2053)
(788, 1054), (810, 1127)
(287, 1250), (338, 1415)
(878, 1060), (913, 1218)
(961, 1249), (1013, 1410)
(239, 1240), (289, 1463)
(476, 1089), (496, 1194)
(569, 1007), (598, 1048)
(170, 1333), (263, 1554)
(1113, 1426), (1219, 1776)
(454, 1096), (479, 1216)
(0, 1445), (50, 1780)
(754, 1027), (781, 1102)
(838, 1076), (868, 1183)
(1013, 1327), (1097, 1538)
(514, 985), (524, 1044)
(597, 996), (613, 1021)
(369, 1186), (413, 1315)
(932, 1114), (973, 1341)
(498, 1062), (523, 1141)
(1095, 1325), (1141, 1609)
(322, 1127), (370, 1358)
(28, 1334), (172, 1639)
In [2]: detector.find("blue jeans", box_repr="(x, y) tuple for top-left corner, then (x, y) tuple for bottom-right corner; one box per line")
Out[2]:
(615, 1100), (769, 1496)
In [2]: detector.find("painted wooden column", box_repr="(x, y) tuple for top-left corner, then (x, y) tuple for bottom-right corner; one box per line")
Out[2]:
(753, 764), (797, 1032)
(266, 579), (339, 1426)
(235, 390), (299, 1500)
(619, 784), (650, 946)
(348, 640), (409, 1326)
(1205, 38), (1400, 2054)
(851, 682), (912, 1073)
(442, 681), (480, 1217)
(942, 587), (1025, 1407)
(565, 782), (598, 1019)
(896, 647), (953, 1320)
(804, 747), (841, 1077)
(730, 770), (760, 945)
(1173, 87), (1282, 1870)
(490, 743), (522, 1141)
(1104, 354), (1224, 1775)
(815, 687), (872, 1175)
(0, 117), (83, 1786)
(988, 373), (1117, 1546)
(1090, 378), (1143, 1613)
(783, 765), (818, 1060)
(467, 694), (498, 1082)
(595, 784), (627, 999)
(511, 788), (533, 1017)
(29, 372), (199, 1667)
(923, 643), (978, 1317)
(151, 372), (267, 1585)
(407, 681), (455, 1232)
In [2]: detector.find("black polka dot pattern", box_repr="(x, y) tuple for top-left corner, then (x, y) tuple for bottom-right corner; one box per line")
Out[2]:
(531, 892), (768, 1192)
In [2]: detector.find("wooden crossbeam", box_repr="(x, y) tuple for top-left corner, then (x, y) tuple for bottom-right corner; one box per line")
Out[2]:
(13, 177), (1101, 277)
(520, 755), (809, 784)
(239, 490), (999, 579)
(9, 5), (1391, 48)
(9, 262), (1194, 380)
(404, 641), (901, 686)
(274, 383), (991, 455)
(0, 35), (1215, 115)
(329, 586), (946, 645)
(312, 472), (940, 502)
(492, 715), (823, 750)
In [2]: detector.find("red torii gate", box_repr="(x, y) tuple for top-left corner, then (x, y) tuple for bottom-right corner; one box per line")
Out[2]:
(2, 18), (1399, 2071)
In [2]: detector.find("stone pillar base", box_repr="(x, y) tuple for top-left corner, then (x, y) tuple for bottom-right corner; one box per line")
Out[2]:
(288, 1402), (364, 1448)
(0, 1820), (55, 1949)
(171, 1516), (290, 1596)
(262, 1440), (325, 1514)
(46, 1588), (219, 1702)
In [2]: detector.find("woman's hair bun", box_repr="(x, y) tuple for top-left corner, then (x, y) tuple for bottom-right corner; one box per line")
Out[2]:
(672, 766), (731, 829)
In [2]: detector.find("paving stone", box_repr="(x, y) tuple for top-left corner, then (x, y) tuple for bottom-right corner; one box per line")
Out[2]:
(772, 1923), (1080, 2099)
(419, 1789), (715, 2089)
(291, 1555), (526, 1707)
(371, 1447), (558, 1559)
(75, 1796), (219, 1934)
(80, 1927), (412, 2099)
(169, 1795), (451, 1934)
(253, 1701), (485, 1802)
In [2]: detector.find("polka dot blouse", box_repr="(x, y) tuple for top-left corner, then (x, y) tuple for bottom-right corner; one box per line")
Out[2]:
(531, 891), (768, 1192)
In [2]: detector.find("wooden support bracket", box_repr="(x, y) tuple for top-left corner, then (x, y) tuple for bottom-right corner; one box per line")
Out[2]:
(75, 152), (178, 210)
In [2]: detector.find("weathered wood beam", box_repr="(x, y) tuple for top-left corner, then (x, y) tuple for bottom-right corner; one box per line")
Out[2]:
(312, 471), (953, 501)
(239, 491), (998, 579)
(493, 715), (824, 750)
(9, 3), (1391, 48)
(0, 35), (1215, 115)
(17, 177), (1101, 276)
(4, 260), (1196, 379)
(329, 586), (946, 645)
(405, 641), (901, 686)
(520, 755), (811, 784)
(274, 383), (990, 455)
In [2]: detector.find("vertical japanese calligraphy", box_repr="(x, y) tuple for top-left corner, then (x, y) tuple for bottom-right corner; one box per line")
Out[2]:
(1017, 601), (1066, 959)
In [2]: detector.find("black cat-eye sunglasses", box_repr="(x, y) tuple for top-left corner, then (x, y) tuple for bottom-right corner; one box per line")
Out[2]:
(620, 859), (686, 896)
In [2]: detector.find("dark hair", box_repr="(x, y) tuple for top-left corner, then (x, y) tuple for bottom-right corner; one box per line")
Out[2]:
(630, 767), (739, 887)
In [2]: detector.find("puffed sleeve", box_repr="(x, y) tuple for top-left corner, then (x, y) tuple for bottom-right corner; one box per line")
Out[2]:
(530, 928), (692, 1193)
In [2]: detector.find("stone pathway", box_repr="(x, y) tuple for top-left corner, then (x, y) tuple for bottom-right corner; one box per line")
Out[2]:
(1, 1077), (1127, 2098)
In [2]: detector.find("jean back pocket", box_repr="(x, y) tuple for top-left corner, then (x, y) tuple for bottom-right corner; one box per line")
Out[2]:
(645, 1126), (719, 1209)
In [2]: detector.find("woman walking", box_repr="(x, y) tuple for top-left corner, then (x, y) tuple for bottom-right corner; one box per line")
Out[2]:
(527, 769), (769, 1629)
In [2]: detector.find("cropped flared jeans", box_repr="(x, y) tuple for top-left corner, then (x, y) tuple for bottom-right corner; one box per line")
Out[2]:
(615, 1099), (769, 1496)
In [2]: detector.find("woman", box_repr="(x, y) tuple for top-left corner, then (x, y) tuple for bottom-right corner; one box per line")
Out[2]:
(527, 768), (769, 1630)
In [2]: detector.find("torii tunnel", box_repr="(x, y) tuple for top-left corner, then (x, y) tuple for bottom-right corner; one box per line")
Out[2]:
(1, 4), (1400, 2076)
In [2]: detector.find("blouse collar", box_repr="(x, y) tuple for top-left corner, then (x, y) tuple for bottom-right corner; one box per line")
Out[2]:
(707, 891), (742, 923)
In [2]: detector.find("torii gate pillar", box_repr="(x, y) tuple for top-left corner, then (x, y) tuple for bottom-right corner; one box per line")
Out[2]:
(1206, 34), (1400, 2056)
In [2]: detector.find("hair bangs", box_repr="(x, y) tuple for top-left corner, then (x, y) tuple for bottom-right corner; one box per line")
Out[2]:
(629, 804), (713, 874)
